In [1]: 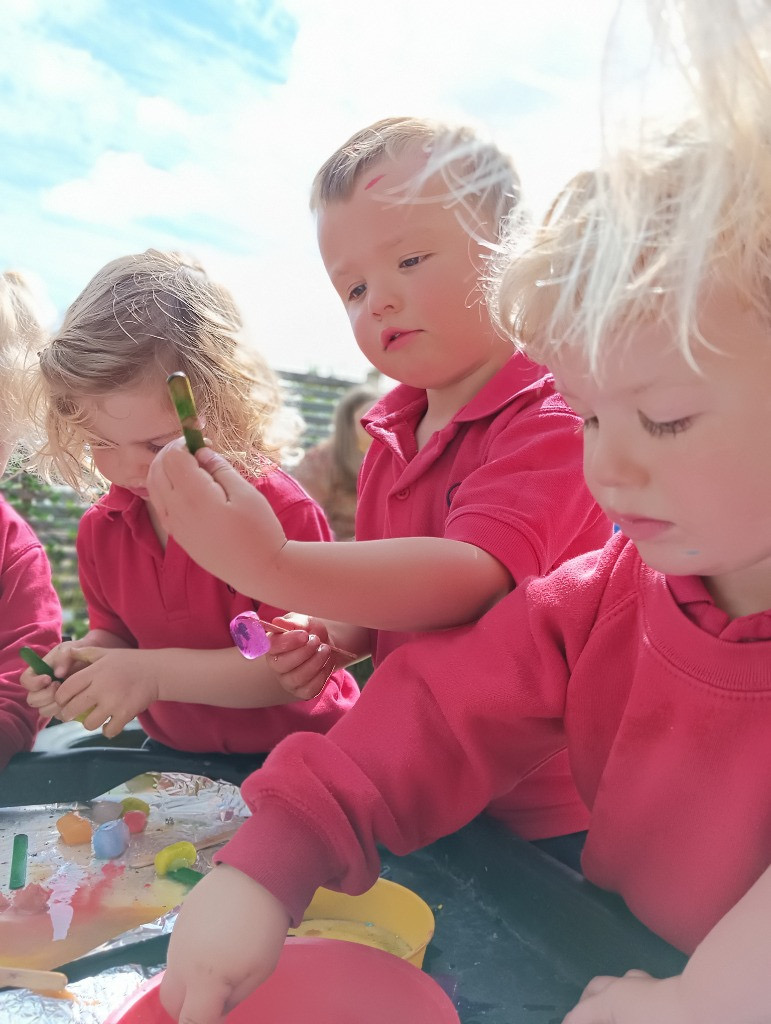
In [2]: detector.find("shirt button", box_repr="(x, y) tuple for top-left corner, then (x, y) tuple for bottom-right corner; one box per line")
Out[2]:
(395, 488), (410, 500)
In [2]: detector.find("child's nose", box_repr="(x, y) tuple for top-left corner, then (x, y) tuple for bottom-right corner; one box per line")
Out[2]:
(367, 280), (401, 318)
(586, 432), (648, 491)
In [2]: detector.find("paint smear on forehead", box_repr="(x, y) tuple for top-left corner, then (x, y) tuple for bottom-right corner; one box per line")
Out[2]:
(364, 173), (386, 190)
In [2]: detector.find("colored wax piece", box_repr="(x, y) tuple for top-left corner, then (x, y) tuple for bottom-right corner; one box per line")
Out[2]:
(122, 810), (148, 834)
(56, 812), (93, 846)
(9, 834), (28, 890)
(166, 866), (204, 888)
(19, 646), (59, 679)
(230, 611), (270, 659)
(167, 372), (206, 454)
(91, 798), (124, 823)
(92, 819), (130, 860)
(154, 841), (197, 876)
(120, 796), (151, 817)
(125, 772), (156, 792)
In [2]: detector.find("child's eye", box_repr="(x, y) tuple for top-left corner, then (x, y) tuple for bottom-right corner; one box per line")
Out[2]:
(639, 412), (693, 436)
(147, 443), (165, 454)
(347, 283), (366, 301)
(400, 255), (426, 269)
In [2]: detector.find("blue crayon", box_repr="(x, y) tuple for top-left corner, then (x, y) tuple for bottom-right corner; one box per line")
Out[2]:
(92, 819), (130, 859)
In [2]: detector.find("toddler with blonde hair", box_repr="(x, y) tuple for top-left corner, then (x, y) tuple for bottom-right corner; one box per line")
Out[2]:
(149, 117), (611, 844)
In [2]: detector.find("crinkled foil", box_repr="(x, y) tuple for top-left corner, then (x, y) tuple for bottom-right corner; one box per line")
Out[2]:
(0, 774), (248, 1022)
(0, 965), (162, 1024)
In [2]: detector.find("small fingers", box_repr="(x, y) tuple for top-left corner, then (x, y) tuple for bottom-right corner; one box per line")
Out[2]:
(26, 683), (59, 709)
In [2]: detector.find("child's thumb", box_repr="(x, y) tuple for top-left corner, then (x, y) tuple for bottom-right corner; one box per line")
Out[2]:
(194, 448), (243, 498)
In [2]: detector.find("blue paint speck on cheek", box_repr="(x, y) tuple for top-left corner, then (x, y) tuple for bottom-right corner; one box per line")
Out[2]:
(684, 550), (701, 556)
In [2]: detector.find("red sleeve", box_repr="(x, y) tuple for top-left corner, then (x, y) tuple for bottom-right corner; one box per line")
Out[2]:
(0, 508), (62, 768)
(215, 547), (613, 923)
(76, 511), (135, 644)
(446, 392), (609, 582)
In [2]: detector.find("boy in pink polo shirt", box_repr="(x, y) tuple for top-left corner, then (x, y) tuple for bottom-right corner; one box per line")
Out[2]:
(149, 118), (611, 843)
(0, 272), (61, 771)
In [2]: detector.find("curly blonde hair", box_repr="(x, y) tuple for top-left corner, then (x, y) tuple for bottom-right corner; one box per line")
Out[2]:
(0, 271), (46, 456)
(31, 250), (301, 497)
(491, 0), (771, 374)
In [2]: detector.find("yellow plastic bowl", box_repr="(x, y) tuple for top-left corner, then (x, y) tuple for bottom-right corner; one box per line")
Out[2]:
(289, 877), (435, 968)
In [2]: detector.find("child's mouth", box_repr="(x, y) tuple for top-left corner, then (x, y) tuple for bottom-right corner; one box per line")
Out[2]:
(381, 328), (419, 352)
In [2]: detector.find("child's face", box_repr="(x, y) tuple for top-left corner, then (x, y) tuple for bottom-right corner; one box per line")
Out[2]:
(550, 284), (771, 606)
(317, 150), (509, 392)
(84, 380), (183, 500)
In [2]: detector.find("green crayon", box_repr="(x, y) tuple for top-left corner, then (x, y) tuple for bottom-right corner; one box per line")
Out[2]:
(19, 646), (92, 724)
(167, 372), (206, 454)
(19, 646), (59, 681)
(10, 833), (28, 890)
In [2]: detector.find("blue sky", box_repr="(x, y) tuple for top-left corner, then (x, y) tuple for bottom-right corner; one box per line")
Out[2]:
(1, 0), (631, 380)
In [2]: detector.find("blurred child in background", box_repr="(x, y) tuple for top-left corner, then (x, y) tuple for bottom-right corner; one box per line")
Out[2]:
(293, 383), (378, 541)
(0, 271), (61, 772)
(21, 250), (357, 761)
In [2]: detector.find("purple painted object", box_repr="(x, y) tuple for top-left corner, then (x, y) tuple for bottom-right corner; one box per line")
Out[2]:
(230, 611), (271, 659)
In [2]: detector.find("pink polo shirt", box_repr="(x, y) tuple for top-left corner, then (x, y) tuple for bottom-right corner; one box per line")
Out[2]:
(354, 353), (612, 838)
(357, 354), (611, 666)
(76, 469), (359, 754)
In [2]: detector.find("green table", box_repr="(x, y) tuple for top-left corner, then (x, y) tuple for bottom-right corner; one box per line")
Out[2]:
(1, 748), (687, 1022)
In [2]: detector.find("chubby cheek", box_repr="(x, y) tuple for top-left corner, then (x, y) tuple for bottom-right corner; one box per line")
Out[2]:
(91, 450), (120, 484)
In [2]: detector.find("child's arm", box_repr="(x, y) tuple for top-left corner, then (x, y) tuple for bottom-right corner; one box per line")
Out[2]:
(159, 864), (290, 1024)
(49, 645), (300, 737)
(563, 863), (771, 1024)
(159, 585), (574, 1022)
(147, 443), (512, 630)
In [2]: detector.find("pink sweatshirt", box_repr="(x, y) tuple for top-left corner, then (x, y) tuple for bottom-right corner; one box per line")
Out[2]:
(216, 533), (771, 954)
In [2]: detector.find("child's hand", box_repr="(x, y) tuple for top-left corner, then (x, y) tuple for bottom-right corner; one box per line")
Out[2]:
(147, 441), (286, 596)
(563, 970), (687, 1024)
(159, 864), (290, 1024)
(267, 615), (339, 700)
(20, 642), (76, 719)
(22, 677), (61, 720)
(52, 648), (161, 737)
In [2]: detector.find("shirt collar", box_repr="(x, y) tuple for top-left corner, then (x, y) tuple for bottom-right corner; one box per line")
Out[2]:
(667, 574), (771, 642)
(363, 352), (549, 431)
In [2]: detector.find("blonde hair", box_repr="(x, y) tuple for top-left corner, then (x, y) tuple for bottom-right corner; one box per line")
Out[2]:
(492, 0), (771, 373)
(32, 250), (301, 496)
(311, 116), (527, 243)
(0, 271), (46, 454)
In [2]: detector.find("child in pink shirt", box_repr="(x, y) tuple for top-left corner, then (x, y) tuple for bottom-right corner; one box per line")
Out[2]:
(155, 6), (771, 1022)
(21, 251), (357, 753)
(149, 118), (611, 841)
(0, 271), (61, 771)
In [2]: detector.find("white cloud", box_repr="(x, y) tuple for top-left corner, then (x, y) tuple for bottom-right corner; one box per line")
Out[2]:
(2, 0), (635, 380)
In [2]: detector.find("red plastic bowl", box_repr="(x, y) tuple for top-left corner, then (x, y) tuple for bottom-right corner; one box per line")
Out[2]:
(104, 936), (460, 1024)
